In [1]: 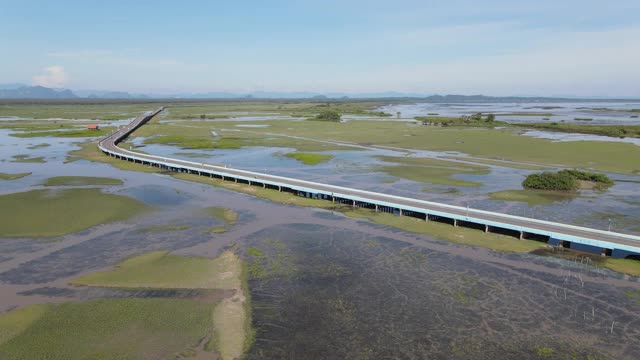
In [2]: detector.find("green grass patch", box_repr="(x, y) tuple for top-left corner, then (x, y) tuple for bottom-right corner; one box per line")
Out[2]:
(0, 299), (213, 360)
(142, 225), (189, 232)
(0, 103), (159, 120)
(283, 152), (333, 165)
(489, 189), (575, 206)
(134, 122), (359, 152)
(442, 156), (552, 170)
(344, 208), (546, 253)
(535, 346), (555, 358)
(145, 134), (244, 150)
(0, 172), (31, 181)
(533, 248), (640, 278)
(0, 188), (149, 237)
(603, 258), (640, 278)
(11, 154), (45, 163)
(625, 289), (640, 304)
(208, 226), (228, 233)
(0, 304), (49, 346)
(26, 143), (50, 149)
(172, 173), (341, 210)
(71, 250), (241, 290)
(174, 152), (207, 158)
(10, 127), (114, 138)
(376, 156), (489, 187)
(247, 247), (265, 257)
(202, 207), (238, 226)
(42, 176), (123, 187)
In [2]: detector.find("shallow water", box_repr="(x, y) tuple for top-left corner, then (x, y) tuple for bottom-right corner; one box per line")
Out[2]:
(243, 223), (640, 359)
(379, 101), (640, 125)
(1, 112), (640, 358)
(523, 130), (640, 146)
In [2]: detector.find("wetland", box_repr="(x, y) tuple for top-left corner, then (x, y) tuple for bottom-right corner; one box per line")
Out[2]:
(0, 100), (639, 359)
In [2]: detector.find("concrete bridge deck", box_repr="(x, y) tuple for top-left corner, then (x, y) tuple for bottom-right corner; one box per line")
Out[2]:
(99, 108), (640, 257)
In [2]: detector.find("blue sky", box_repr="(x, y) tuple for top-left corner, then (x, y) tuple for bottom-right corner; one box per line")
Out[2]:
(2, 0), (639, 96)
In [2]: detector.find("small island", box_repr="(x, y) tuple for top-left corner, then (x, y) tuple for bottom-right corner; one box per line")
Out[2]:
(522, 169), (614, 191)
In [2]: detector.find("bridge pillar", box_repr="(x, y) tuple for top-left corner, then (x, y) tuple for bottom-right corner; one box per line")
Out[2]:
(425, 213), (429, 221)
(519, 231), (524, 240)
(601, 248), (612, 257)
(278, 186), (281, 192)
(234, 178), (237, 183)
(332, 196), (335, 203)
(375, 204), (378, 212)
(352, 200), (356, 208)
(399, 209), (403, 216)
(453, 218), (457, 227)
(485, 225), (489, 233)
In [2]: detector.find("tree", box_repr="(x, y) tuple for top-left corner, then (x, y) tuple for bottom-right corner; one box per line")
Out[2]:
(315, 110), (341, 122)
(471, 113), (483, 121)
(486, 114), (495, 122)
(396, 111), (401, 119)
(522, 171), (578, 191)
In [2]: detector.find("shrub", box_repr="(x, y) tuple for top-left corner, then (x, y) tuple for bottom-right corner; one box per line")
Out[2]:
(315, 110), (341, 122)
(523, 169), (614, 191)
(523, 171), (578, 190)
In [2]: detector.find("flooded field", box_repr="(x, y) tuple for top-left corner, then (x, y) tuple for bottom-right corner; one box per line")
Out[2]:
(2, 155), (640, 358)
(1, 102), (639, 358)
(243, 223), (640, 359)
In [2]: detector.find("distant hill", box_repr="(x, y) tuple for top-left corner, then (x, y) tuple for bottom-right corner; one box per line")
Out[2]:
(0, 83), (27, 90)
(75, 90), (149, 99)
(0, 86), (77, 99)
(1, 85), (637, 102)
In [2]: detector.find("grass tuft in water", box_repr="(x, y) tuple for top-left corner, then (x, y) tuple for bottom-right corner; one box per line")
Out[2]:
(42, 176), (123, 187)
(0, 172), (31, 181)
(283, 152), (333, 165)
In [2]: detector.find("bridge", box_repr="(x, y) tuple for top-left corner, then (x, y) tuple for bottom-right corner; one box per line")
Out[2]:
(99, 108), (640, 258)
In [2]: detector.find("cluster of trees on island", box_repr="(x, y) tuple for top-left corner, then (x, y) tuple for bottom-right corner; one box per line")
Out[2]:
(416, 113), (497, 126)
(314, 110), (342, 122)
(522, 169), (614, 191)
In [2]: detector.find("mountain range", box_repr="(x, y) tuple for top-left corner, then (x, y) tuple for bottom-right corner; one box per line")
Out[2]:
(0, 84), (638, 102)
(0, 85), (76, 99)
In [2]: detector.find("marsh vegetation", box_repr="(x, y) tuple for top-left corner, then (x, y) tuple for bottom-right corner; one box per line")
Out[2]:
(0, 172), (31, 181)
(41, 176), (123, 187)
(0, 189), (149, 237)
(283, 152), (334, 165)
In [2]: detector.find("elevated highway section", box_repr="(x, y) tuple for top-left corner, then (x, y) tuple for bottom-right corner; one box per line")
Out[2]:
(99, 108), (640, 257)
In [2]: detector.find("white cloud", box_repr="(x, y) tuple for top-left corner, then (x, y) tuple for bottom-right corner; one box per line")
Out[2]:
(32, 65), (69, 88)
